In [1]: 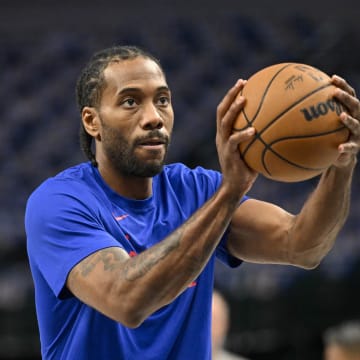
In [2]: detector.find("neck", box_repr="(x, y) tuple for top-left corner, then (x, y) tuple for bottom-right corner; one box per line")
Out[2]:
(98, 164), (153, 200)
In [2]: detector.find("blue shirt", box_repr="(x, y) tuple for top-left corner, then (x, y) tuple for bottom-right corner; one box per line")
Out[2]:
(25, 162), (244, 360)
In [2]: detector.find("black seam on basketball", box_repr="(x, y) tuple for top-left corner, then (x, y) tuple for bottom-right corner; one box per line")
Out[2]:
(244, 64), (293, 126)
(234, 65), (295, 154)
(261, 143), (326, 175)
(269, 124), (347, 143)
(240, 83), (335, 158)
(232, 121), (250, 132)
(232, 108), (253, 132)
(260, 126), (347, 175)
(233, 63), (293, 131)
(261, 146), (326, 175)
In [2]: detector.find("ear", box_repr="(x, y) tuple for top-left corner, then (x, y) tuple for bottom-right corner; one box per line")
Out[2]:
(82, 107), (101, 140)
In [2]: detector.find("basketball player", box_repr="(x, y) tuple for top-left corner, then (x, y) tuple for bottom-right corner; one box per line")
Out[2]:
(25, 45), (360, 359)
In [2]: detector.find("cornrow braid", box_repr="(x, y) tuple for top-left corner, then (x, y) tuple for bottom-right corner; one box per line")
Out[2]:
(75, 45), (163, 166)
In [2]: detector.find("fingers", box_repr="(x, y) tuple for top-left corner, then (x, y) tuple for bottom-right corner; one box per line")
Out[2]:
(228, 127), (256, 152)
(331, 73), (360, 146)
(217, 79), (246, 134)
(331, 75), (360, 118)
(340, 112), (360, 138)
(331, 74), (356, 97)
(339, 113), (360, 156)
(334, 88), (360, 119)
(217, 79), (247, 116)
(329, 75), (360, 166)
(216, 79), (258, 156)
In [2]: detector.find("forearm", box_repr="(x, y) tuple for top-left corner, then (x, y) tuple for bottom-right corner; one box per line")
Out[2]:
(115, 185), (242, 325)
(289, 157), (356, 268)
(131, 188), (237, 311)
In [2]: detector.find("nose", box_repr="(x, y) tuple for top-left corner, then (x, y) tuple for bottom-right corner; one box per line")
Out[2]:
(141, 102), (163, 130)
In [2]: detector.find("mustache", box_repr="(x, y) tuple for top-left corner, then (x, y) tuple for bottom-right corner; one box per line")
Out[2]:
(134, 130), (170, 146)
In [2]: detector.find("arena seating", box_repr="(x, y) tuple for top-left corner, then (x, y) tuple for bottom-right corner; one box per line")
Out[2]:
(0, 7), (359, 359)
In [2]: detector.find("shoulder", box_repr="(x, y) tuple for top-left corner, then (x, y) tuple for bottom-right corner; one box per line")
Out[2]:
(26, 162), (98, 213)
(31, 162), (93, 191)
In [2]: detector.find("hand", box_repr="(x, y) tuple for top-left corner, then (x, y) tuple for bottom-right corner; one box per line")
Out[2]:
(216, 79), (258, 196)
(331, 75), (360, 168)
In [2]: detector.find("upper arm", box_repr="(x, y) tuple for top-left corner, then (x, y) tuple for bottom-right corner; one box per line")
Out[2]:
(66, 246), (132, 323)
(26, 183), (130, 300)
(226, 198), (295, 264)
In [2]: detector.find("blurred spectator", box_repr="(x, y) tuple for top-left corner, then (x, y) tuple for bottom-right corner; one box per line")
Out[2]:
(323, 321), (360, 360)
(212, 290), (249, 360)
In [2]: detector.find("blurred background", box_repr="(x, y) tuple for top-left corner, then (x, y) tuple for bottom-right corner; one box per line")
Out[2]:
(0, 0), (359, 359)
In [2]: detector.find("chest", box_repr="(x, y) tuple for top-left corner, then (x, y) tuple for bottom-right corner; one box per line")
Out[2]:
(102, 194), (193, 254)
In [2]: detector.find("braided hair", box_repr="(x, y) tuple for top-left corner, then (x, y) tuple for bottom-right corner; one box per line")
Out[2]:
(75, 45), (163, 166)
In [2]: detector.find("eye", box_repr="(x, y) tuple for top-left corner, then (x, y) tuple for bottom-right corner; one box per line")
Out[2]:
(121, 98), (137, 108)
(157, 96), (170, 106)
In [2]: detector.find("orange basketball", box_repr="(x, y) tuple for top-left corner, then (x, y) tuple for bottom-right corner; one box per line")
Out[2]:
(233, 63), (349, 182)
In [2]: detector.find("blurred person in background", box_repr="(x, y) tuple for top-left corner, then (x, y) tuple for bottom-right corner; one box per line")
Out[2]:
(323, 321), (360, 360)
(25, 45), (360, 359)
(212, 290), (249, 360)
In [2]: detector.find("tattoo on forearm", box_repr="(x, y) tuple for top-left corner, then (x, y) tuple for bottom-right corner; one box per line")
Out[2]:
(78, 248), (125, 277)
(123, 230), (181, 281)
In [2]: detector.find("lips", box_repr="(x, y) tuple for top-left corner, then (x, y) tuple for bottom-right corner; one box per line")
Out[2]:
(136, 134), (168, 147)
(138, 138), (166, 146)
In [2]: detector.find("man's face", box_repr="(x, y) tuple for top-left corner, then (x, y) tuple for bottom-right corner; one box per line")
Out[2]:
(96, 57), (174, 177)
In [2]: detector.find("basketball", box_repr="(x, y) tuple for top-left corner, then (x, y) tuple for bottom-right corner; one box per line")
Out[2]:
(233, 63), (349, 182)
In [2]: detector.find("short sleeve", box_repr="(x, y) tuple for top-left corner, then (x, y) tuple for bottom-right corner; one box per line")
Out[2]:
(25, 179), (122, 298)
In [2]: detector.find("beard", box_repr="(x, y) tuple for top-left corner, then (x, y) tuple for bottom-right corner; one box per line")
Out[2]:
(101, 122), (170, 178)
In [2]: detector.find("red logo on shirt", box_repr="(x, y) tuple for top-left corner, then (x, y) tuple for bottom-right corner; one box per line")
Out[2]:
(114, 214), (129, 221)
